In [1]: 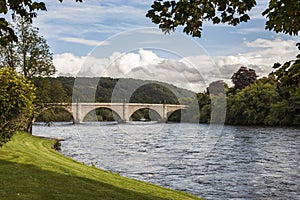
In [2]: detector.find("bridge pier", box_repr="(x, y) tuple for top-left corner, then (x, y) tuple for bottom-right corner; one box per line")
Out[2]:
(122, 103), (129, 123)
(73, 103), (83, 124)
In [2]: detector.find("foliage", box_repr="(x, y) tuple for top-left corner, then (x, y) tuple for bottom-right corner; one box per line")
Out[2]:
(130, 108), (161, 121)
(262, 0), (300, 35)
(94, 77), (193, 103)
(84, 108), (121, 122)
(0, 18), (55, 78)
(35, 108), (73, 123)
(129, 83), (179, 104)
(32, 77), (69, 104)
(271, 43), (300, 96)
(0, 0), (46, 46)
(0, 67), (35, 146)
(147, 0), (255, 37)
(147, 0), (299, 37)
(265, 95), (300, 126)
(193, 74), (300, 126)
(226, 78), (281, 125)
(0, 0), (82, 46)
(197, 93), (211, 123)
(72, 77), (190, 103)
(231, 66), (257, 90)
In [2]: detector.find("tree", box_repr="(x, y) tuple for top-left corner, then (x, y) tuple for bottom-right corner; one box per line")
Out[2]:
(0, 67), (35, 146)
(231, 66), (257, 90)
(0, 18), (55, 78)
(265, 95), (300, 126)
(147, 0), (300, 37)
(262, 0), (300, 35)
(0, 0), (82, 46)
(32, 77), (69, 104)
(196, 93), (211, 123)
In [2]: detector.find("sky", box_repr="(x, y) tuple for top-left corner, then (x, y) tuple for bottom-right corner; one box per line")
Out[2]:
(33, 0), (299, 92)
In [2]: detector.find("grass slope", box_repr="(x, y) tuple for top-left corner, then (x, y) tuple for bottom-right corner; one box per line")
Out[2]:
(0, 132), (202, 200)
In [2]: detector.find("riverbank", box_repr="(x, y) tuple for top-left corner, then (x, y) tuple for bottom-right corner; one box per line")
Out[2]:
(0, 132), (202, 200)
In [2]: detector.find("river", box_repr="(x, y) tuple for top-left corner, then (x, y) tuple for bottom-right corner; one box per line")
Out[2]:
(33, 123), (300, 199)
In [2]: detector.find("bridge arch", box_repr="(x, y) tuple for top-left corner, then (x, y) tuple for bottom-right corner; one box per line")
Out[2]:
(83, 107), (122, 122)
(128, 105), (164, 121)
(129, 108), (162, 121)
(167, 108), (186, 122)
(35, 106), (75, 123)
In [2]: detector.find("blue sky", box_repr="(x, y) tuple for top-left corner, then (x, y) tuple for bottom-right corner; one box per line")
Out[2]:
(33, 0), (299, 92)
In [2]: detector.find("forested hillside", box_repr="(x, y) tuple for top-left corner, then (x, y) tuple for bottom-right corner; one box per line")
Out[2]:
(33, 77), (194, 104)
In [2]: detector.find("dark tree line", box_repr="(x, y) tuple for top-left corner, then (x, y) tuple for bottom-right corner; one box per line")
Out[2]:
(196, 66), (300, 126)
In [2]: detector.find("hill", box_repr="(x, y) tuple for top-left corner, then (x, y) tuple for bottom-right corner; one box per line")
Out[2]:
(33, 76), (195, 104)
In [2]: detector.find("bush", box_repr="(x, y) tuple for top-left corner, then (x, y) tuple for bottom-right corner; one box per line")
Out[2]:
(0, 67), (35, 146)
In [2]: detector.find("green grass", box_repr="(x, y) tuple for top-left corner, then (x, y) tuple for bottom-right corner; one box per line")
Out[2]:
(0, 132), (202, 200)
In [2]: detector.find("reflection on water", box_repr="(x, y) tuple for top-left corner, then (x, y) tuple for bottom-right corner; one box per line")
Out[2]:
(33, 123), (300, 199)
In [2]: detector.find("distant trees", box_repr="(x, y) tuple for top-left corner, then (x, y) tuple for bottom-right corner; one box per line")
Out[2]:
(0, 67), (35, 146)
(130, 83), (179, 104)
(197, 93), (211, 123)
(226, 77), (281, 125)
(192, 66), (300, 126)
(36, 108), (73, 123)
(0, 18), (55, 78)
(32, 77), (69, 104)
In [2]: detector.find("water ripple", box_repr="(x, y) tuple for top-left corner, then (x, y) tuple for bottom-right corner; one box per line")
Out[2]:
(33, 123), (300, 200)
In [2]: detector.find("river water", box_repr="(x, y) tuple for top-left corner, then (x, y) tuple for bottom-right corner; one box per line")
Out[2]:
(33, 123), (300, 199)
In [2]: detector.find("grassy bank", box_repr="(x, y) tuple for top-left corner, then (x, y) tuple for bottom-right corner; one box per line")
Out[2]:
(0, 132), (202, 200)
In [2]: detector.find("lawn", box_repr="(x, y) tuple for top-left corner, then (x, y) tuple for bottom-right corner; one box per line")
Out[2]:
(0, 132), (202, 200)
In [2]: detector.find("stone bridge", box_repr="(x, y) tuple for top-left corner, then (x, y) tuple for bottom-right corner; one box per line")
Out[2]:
(44, 103), (188, 123)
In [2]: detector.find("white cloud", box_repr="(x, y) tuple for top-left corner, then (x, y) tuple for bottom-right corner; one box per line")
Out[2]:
(53, 53), (87, 76)
(53, 49), (208, 91)
(215, 38), (298, 81)
(53, 38), (299, 92)
(60, 37), (109, 46)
